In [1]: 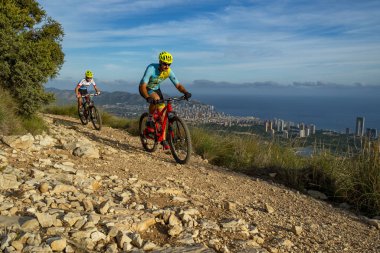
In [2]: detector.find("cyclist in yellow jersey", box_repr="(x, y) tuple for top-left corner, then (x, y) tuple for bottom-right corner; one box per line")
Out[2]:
(139, 51), (191, 150)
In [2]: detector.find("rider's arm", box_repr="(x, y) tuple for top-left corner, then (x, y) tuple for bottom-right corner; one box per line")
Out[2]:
(139, 65), (156, 99)
(141, 65), (155, 86)
(75, 82), (81, 97)
(168, 71), (187, 94)
(139, 83), (149, 99)
(92, 80), (100, 94)
(175, 83), (188, 94)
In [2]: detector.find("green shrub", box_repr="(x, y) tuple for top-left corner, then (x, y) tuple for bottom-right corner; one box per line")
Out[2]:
(336, 147), (380, 215)
(0, 87), (24, 135)
(190, 126), (380, 216)
(101, 112), (139, 136)
(43, 104), (78, 117)
(21, 115), (48, 135)
(0, 0), (64, 116)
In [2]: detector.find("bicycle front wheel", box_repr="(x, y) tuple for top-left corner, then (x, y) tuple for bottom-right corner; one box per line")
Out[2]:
(139, 112), (158, 152)
(90, 106), (102, 130)
(168, 116), (192, 164)
(78, 107), (88, 125)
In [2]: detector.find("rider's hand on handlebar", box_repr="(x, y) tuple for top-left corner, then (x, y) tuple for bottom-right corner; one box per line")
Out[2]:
(146, 97), (155, 104)
(184, 92), (192, 100)
(96, 91), (101, 95)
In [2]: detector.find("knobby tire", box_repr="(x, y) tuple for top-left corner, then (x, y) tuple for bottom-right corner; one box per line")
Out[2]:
(139, 112), (158, 152)
(90, 106), (102, 130)
(78, 107), (88, 125)
(168, 116), (192, 164)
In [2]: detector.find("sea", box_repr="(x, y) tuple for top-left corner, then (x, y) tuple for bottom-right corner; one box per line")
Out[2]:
(194, 88), (380, 132)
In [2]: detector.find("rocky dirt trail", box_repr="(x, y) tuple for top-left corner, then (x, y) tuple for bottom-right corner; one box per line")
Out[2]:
(0, 113), (379, 253)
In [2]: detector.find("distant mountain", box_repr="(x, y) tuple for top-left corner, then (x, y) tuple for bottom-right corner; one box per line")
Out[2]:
(45, 88), (204, 106)
(46, 88), (145, 106)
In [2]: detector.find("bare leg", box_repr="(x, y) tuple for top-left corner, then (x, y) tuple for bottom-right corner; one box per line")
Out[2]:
(77, 97), (83, 110)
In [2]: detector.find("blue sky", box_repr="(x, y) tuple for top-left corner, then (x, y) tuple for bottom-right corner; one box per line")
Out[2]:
(37, 0), (380, 92)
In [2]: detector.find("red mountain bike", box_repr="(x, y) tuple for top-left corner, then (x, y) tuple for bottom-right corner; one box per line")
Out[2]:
(139, 96), (192, 164)
(78, 93), (102, 130)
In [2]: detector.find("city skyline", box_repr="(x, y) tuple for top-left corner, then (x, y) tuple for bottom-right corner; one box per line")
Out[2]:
(36, 0), (380, 91)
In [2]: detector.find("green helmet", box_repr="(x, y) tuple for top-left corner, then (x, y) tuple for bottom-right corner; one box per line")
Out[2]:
(85, 70), (93, 78)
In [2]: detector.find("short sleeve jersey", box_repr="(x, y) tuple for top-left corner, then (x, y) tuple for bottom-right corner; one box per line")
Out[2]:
(140, 63), (179, 91)
(77, 78), (97, 90)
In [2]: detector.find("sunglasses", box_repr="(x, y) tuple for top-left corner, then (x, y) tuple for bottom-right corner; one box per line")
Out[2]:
(161, 62), (171, 67)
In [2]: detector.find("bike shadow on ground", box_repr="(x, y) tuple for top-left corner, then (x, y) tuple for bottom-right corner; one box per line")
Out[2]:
(50, 116), (178, 165)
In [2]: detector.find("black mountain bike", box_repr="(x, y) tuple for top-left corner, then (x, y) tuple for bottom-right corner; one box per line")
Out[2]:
(78, 93), (102, 130)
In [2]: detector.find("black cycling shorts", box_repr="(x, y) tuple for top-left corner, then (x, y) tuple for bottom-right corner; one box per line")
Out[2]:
(79, 89), (88, 96)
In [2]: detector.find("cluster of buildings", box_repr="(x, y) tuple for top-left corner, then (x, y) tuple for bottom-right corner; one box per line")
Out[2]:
(350, 117), (378, 139)
(100, 101), (378, 141)
(178, 103), (262, 126)
(264, 119), (316, 138)
(177, 103), (317, 138)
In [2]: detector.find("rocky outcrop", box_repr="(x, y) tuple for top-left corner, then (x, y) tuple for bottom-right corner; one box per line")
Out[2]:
(0, 114), (379, 253)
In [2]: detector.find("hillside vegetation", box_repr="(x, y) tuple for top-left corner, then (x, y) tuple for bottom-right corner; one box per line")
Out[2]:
(0, 87), (48, 135)
(0, 0), (64, 116)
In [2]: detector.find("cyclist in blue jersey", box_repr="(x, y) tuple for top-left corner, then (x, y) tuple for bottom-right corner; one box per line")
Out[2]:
(75, 70), (101, 114)
(139, 51), (191, 150)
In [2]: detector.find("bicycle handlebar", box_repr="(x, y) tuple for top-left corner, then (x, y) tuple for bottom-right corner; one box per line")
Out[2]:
(81, 93), (99, 98)
(149, 95), (188, 104)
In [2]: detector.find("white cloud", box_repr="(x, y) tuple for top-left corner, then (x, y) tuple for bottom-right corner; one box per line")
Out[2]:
(37, 0), (380, 85)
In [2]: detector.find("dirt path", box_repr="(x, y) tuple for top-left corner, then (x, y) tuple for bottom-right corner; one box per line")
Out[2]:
(38, 114), (380, 252)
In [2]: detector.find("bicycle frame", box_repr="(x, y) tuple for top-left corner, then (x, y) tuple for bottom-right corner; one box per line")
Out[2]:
(78, 93), (102, 130)
(152, 100), (174, 143)
(81, 94), (96, 109)
(139, 95), (192, 163)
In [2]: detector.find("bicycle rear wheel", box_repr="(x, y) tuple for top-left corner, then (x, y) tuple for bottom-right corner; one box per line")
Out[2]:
(168, 116), (192, 164)
(90, 106), (102, 130)
(78, 107), (88, 125)
(139, 112), (158, 152)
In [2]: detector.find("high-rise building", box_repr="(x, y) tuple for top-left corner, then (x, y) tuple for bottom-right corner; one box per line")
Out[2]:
(355, 117), (365, 136)
(309, 124), (316, 134)
(346, 128), (350, 135)
(265, 120), (273, 133)
(279, 120), (284, 132)
(366, 128), (378, 139)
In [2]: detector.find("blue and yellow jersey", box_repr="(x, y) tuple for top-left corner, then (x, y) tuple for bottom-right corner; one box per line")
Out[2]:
(140, 63), (179, 92)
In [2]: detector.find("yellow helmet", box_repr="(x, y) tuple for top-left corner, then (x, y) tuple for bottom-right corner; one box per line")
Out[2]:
(158, 51), (173, 64)
(85, 70), (93, 78)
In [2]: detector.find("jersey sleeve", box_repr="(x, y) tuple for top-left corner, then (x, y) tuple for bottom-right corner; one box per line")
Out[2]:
(169, 70), (180, 86)
(77, 79), (83, 87)
(140, 65), (155, 85)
